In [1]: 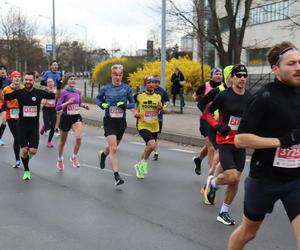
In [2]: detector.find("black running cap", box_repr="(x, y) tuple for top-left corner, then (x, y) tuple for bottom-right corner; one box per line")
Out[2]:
(231, 64), (247, 76)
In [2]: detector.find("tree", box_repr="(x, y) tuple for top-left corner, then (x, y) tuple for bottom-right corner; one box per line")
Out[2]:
(167, 0), (253, 67)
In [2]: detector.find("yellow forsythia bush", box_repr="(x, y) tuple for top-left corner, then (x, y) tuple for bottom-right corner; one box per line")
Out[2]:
(128, 56), (211, 93)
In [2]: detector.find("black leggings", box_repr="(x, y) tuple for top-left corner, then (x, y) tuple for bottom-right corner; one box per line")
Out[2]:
(7, 119), (20, 161)
(43, 107), (56, 142)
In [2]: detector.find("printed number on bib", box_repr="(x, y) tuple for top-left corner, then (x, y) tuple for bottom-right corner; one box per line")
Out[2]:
(273, 145), (300, 168)
(228, 116), (241, 131)
(144, 110), (158, 121)
(23, 106), (37, 117)
(10, 108), (19, 119)
(67, 104), (80, 115)
(109, 106), (124, 118)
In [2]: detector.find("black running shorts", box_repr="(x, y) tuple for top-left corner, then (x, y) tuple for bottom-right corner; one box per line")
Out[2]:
(103, 116), (127, 141)
(139, 129), (158, 144)
(199, 118), (209, 137)
(218, 144), (245, 172)
(17, 120), (39, 148)
(244, 176), (300, 222)
(59, 114), (82, 132)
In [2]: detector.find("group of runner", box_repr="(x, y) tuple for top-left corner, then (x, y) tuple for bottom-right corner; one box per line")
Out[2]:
(1, 40), (300, 249)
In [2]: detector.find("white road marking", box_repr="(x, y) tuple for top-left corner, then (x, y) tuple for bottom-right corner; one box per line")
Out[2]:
(128, 141), (145, 146)
(81, 163), (133, 177)
(168, 148), (196, 154)
(0, 145), (9, 148)
(246, 157), (251, 162)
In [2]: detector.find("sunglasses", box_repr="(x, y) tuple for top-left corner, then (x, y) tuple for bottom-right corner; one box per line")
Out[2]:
(151, 80), (160, 83)
(235, 73), (247, 78)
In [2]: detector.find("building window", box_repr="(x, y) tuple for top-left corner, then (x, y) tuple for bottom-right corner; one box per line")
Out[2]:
(248, 0), (290, 26)
(248, 48), (270, 65)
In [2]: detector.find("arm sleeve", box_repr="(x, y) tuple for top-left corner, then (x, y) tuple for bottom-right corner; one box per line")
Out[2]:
(56, 91), (65, 111)
(126, 86), (135, 109)
(198, 89), (218, 112)
(238, 93), (267, 134)
(163, 90), (170, 102)
(196, 85), (205, 96)
(96, 86), (105, 107)
(4, 90), (18, 101)
(202, 92), (224, 127)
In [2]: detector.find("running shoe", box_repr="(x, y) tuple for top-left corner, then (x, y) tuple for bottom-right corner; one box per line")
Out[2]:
(0, 139), (5, 146)
(217, 212), (235, 226)
(22, 171), (31, 180)
(70, 156), (80, 168)
(204, 175), (217, 205)
(140, 160), (148, 174)
(12, 160), (21, 168)
(57, 159), (64, 171)
(40, 125), (45, 135)
(47, 141), (54, 148)
(134, 163), (144, 179)
(97, 150), (106, 169)
(54, 128), (60, 137)
(152, 152), (159, 161)
(114, 173), (125, 186)
(193, 156), (202, 175)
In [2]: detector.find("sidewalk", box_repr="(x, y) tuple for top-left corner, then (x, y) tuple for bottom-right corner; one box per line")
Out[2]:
(79, 103), (205, 147)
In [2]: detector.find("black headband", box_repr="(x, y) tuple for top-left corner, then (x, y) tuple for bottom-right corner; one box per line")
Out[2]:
(271, 47), (295, 67)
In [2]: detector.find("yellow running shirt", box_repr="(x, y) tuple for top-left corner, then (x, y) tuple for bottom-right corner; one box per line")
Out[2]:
(136, 92), (161, 132)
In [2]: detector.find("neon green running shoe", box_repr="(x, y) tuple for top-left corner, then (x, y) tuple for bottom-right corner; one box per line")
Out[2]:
(22, 171), (31, 180)
(140, 160), (148, 174)
(134, 163), (144, 179)
(28, 151), (33, 160)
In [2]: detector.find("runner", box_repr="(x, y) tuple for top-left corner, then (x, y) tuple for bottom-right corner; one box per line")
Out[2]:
(133, 77), (163, 179)
(192, 68), (223, 175)
(41, 60), (62, 137)
(96, 64), (135, 186)
(3, 72), (61, 180)
(0, 65), (11, 145)
(228, 42), (300, 249)
(152, 75), (170, 160)
(40, 78), (57, 147)
(56, 73), (89, 171)
(202, 64), (251, 225)
(3, 71), (21, 168)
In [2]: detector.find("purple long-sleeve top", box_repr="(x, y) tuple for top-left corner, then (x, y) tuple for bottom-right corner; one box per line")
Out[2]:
(56, 89), (81, 115)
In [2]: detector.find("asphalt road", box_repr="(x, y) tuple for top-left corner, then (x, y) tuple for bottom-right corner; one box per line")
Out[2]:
(0, 124), (296, 250)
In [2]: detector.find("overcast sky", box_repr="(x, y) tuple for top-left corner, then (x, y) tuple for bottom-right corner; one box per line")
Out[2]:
(2, 0), (166, 54)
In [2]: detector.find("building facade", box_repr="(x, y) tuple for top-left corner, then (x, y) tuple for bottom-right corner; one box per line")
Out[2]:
(217, 0), (300, 74)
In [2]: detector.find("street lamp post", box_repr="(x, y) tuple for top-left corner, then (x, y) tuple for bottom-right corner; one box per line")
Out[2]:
(161, 0), (166, 90)
(75, 24), (88, 74)
(52, 0), (56, 60)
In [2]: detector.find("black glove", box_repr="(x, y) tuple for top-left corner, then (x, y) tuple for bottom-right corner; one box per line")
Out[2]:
(215, 124), (230, 136)
(279, 129), (300, 148)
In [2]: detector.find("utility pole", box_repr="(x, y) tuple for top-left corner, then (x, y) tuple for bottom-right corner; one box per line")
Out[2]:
(161, 0), (166, 90)
(52, 0), (56, 60)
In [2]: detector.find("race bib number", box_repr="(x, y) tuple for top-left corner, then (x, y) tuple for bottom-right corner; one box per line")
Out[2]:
(109, 106), (124, 118)
(10, 108), (19, 119)
(23, 106), (37, 117)
(67, 104), (80, 115)
(144, 110), (158, 121)
(46, 99), (56, 106)
(228, 116), (241, 131)
(273, 145), (300, 168)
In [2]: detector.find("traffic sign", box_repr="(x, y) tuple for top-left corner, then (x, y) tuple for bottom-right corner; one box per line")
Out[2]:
(46, 44), (53, 53)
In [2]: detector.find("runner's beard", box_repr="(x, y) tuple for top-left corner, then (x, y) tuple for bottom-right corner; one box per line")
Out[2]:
(24, 83), (34, 91)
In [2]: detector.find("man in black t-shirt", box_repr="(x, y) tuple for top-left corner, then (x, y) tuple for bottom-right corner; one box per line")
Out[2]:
(229, 41), (300, 249)
(4, 72), (61, 181)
